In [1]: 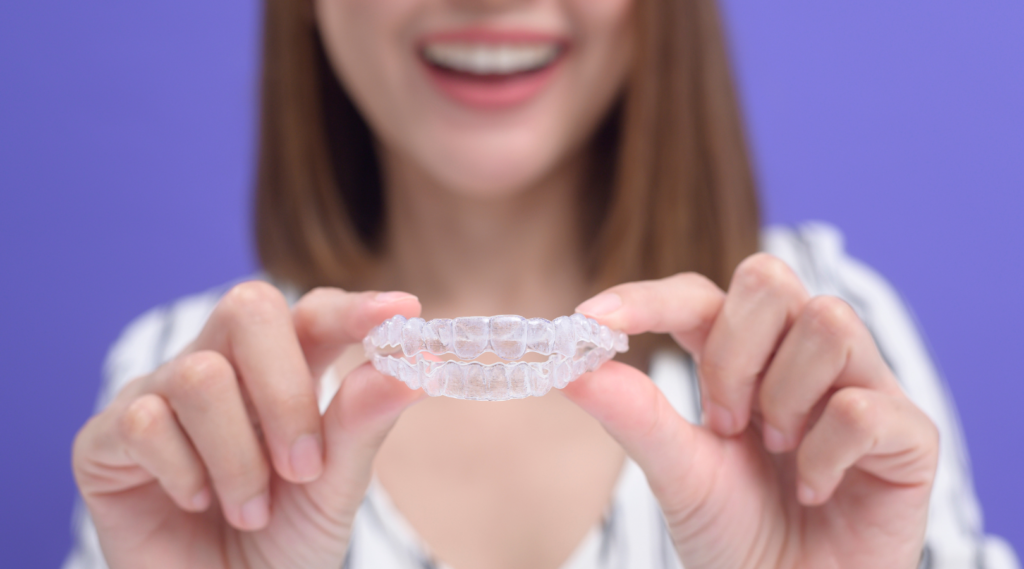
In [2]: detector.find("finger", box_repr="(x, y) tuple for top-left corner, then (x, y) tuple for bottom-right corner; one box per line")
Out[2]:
(759, 296), (899, 453)
(698, 254), (809, 436)
(575, 272), (725, 354)
(795, 387), (938, 506)
(73, 377), (152, 477)
(561, 362), (717, 514)
(117, 394), (211, 512)
(155, 350), (272, 531)
(305, 363), (426, 519)
(195, 281), (323, 484)
(292, 288), (421, 379)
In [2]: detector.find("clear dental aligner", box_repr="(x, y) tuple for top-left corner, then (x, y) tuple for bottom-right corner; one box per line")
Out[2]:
(363, 314), (629, 401)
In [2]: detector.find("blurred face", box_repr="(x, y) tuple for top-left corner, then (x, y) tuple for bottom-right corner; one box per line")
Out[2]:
(315, 0), (634, 198)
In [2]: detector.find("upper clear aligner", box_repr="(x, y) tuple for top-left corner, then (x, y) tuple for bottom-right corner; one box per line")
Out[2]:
(362, 314), (629, 401)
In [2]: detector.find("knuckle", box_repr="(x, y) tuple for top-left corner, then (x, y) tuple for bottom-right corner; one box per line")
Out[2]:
(923, 416), (941, 471)
(294, 288), (330, 316)
(904, 398), (941, 467)
(302, 286), (341, 305)
(925, 413), (940, 449)
(218, 458), (270, 497)
(172, 351), (234, 398)
(922, 414), (940, 457)
(886, 399), (942, 486)
(280, 390), (318, 415)
(697, 352), (732, 386)
(291, 304), (318, 340)
(117, 395), (166, 442)
(758, 378), (787, 419)
(71, 415), (103, 475)
(829, 389), (877, 434)
(293, 288), (341, 341)
(732, 253), (797, 296)
(221, 457), (264, 485)
(803, 296), (860, 339)
(262, 390), (318, 431)
(220, 281), (288, 324)
(795, 441), (823, 479)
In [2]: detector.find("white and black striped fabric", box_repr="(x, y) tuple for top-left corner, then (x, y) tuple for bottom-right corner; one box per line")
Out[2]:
(64, 223), (1020, 569)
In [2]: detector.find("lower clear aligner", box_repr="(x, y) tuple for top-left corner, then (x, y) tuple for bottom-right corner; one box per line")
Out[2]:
(363, 313), (629, 401)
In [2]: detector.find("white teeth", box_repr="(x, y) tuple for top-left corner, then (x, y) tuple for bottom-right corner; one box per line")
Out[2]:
(423, 43), (560, 75)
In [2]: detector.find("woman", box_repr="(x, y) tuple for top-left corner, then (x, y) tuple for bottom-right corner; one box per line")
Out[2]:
(65, 0), (1018, 568)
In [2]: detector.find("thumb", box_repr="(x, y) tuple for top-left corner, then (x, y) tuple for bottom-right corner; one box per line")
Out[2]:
(562, 361), (719, 510)
(305, 362), (425, 517)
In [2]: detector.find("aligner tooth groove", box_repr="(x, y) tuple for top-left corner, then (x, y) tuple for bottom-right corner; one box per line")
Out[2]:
(366, 313), (628, 401)
(453, 317), (489, 359)
(489, 315), (527, 360)
(552, 316), (575, 358)
(424, 318), (452, 355)
(526, 318), (554, 354)
(387, 315), (406, 347)
(401, 317), (426, 357)
(442, 361), (465, 398)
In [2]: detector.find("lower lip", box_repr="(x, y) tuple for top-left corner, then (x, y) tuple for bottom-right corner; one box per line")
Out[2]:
(421, 53), (565, 110)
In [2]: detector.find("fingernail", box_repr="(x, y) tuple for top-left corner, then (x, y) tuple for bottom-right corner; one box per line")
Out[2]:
(190, 487), (211, 510)
(240, 492), (270, 529)
(374, 291), (417, 304)
(797, 482), (817, 505)
(576, 293), (622, 317)
(290, 433), (323, 482)
(703, 400), (735, 434)
(763, 424), (793, 453)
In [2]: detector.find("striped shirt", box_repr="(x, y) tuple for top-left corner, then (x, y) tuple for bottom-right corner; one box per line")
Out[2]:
(64, 223), (1020, 569)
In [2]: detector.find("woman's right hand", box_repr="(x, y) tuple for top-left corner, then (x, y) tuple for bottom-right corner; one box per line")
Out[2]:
(72, 282), (424, 569)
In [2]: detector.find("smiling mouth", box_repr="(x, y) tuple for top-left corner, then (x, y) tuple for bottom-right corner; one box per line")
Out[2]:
(418, 37), (568, 109)
(421, 42), (563, 77)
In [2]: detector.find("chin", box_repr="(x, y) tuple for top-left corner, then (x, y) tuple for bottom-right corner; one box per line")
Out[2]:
(427, 150), (560, 199)
(415, 126), (571, 199)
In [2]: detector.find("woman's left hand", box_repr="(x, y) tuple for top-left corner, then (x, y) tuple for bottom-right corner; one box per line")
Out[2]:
(564, 253), (939, 569)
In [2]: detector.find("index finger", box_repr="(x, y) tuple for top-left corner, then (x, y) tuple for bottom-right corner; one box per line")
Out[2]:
(190, 281), (324, 484)
(292, 288), (422, 379)
(575, 272), (725, 355)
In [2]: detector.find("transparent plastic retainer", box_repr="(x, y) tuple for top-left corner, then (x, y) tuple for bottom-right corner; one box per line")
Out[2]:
(363, 313), (629, 401)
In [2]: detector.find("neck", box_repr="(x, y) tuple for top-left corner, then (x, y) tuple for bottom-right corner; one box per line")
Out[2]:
(375, 151), (591, 321)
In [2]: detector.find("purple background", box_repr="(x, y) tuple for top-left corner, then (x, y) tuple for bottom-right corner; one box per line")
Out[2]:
(0, 1), (1020, 566)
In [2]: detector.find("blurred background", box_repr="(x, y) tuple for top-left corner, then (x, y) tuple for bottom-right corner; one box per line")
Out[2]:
(1, 1), (1021, 566)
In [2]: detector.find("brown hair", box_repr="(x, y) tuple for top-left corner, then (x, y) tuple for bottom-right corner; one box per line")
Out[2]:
(255, 0), (760, 294)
